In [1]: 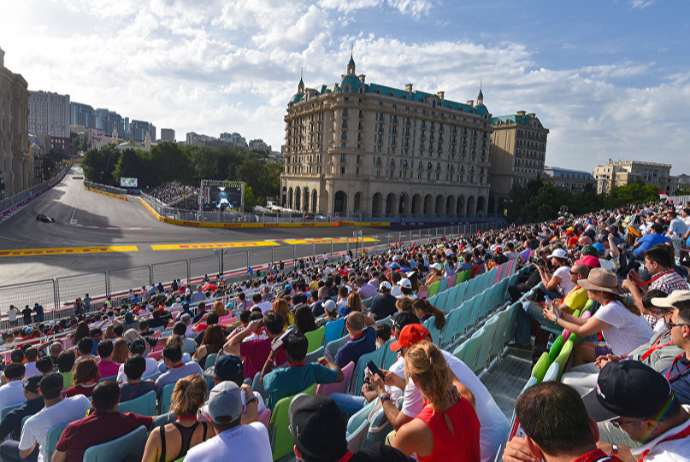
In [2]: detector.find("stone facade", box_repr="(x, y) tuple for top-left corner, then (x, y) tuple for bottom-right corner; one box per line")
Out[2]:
(489, 111), (549, 211)
(594, 160), (674, 194)
(0, 47), (31, 198)
(280, 58), (492, 218)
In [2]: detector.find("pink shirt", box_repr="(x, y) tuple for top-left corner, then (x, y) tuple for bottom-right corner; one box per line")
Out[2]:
(98, 360), (120, 379)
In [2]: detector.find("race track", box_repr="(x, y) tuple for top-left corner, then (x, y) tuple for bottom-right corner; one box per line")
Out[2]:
(0, 167), (397, 286)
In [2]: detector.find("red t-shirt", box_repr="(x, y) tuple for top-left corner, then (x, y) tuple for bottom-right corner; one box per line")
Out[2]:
(55, 411), (153, 460)
(65, 382), (98, 398)
(97, 360), (120, 379)
(415, 398), (480, 462)
(240, 337), (288, 380)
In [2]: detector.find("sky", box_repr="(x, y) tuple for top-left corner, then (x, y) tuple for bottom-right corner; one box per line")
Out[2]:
(1, 0), (689, 174)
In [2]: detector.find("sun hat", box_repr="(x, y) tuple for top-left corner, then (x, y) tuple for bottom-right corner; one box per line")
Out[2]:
(577, 268), (620, 294)
(429, 262), (442, 271)
(379, 281), (392, 292)
(651, 290), (690, 308)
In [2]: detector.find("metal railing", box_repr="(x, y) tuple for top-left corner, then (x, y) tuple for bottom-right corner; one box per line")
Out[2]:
(0, 222), (504, 329)
(0, 164), (70, 214)
(83, 180), (127, 197)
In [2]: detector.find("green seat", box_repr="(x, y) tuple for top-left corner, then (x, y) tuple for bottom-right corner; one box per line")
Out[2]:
(428, 281), (440, 298)
(98, 375), (117, 383)
(305, 326), (326, 353)
(455, 272), (463, 285)
(531, 352), (550, 382)
(83, 425), (148, 462)
(461, 269), (471, 283)
(269, 383), (317, 461)
(554, 340), (574, 380)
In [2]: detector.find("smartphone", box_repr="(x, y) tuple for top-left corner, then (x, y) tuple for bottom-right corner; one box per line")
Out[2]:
(366, 360), (386, 380)
(271, 332), (290, 352)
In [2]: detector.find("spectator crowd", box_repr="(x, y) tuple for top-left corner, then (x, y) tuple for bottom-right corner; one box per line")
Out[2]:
(1, 199), (690, 461)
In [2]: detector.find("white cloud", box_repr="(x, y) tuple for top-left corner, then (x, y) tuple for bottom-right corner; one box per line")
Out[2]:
(631, 0), (655, 9)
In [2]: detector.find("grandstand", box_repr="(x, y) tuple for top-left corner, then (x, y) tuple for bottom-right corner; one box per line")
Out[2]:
(1, 199), (689, 461)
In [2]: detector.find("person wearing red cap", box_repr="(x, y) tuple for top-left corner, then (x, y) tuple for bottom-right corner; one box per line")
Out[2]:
(370, 324), (509, 462)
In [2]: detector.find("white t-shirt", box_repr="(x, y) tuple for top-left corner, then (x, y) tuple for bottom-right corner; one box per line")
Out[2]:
(116, 357), (160, 383)
(594, 300), (654, 355)
(253, 302), (272, 315)
(553, 266), (577, 295)
(631, 405), (690, 461)
(400, 350), (510, 462)
(184, 422), (273, 462)
(20, 395), (91, 462)
(7, 308), (18, 322)
(0, 380), (27, 410)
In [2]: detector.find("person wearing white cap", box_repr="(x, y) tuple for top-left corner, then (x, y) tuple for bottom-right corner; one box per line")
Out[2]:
(184, 381), (272, 462)
(368, 281), (398, 321)
(397, 278), (416, 299)
(535, 247), (576, 300)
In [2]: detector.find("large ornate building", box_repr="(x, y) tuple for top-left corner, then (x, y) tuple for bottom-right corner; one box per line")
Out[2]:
(594, 160), (676, 194)
(280, 58), (493, 218)
(488, 111), (549, 210)
(0, 46), (31, 198)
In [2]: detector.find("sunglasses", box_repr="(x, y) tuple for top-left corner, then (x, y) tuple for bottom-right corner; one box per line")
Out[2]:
(611, 418), (641, 429)
(666, 321), (690, 329)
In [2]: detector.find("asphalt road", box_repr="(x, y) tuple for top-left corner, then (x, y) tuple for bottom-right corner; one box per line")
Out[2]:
(0, 167), (405, 286)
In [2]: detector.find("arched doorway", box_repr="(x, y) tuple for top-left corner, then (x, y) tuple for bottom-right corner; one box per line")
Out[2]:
(399, 193), (408, 215)
(446, 196), (456, 216)
(295, 187), (302, 211)
(467, 196), (476, 216)
(457, 196), (464, 216)
(312, 190), (317, 213)
(385, 193), (396, 215)
(435, 194), (444, 216)
(423, 194), (433, 216)
(334, 191), (347, 215)
(412, 194), (422, 215)
(488, 196), (496, 215)
(303, 187), (309, 212)
(354, 192), (362, 213)
(288, 187), (293, 209)
(477, 196), (486, 216)
(372, 193), (383, 215)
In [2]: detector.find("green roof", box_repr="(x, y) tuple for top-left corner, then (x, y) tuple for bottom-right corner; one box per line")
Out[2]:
(348, 55), (355, 66)
(491, 114), (543, 128)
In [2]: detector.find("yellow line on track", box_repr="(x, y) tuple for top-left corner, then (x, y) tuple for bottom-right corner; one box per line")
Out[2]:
(151, 241), (280, 251)
(0, 246), (138, 257)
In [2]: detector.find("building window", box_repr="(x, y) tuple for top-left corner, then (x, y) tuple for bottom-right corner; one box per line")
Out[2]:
(340, 154), (346, 163)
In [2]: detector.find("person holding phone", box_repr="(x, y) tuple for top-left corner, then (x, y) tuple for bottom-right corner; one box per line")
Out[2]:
(260, 333), (344, 410)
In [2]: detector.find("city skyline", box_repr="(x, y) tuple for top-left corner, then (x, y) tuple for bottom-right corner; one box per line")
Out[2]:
(2, 1), (689, 173)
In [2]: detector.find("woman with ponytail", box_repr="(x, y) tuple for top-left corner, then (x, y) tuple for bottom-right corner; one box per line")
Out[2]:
(142, 375), (215, 462)
(393, 342), (481, 462)
(413, 299), (446, 331)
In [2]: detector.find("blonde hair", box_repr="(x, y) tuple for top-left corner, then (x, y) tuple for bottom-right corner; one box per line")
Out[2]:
(170, 375), (208, 416)
(272, 299), (291, 327)
(112, 338), (130, 363)
(104, 325), (117, 339)
(404, 342), (455, 435)
(347, 292), (362, 312)
(166, 334), (184, 348)
(213, 300), (227, 317)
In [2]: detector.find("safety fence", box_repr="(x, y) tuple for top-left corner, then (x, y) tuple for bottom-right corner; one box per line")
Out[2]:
(0, 222), (503, 329)
(83, 180), (127, 198)
(0, 164), (71, 215)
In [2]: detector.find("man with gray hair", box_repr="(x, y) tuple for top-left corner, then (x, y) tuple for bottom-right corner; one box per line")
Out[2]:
(334, 312), (376, 368)
(190, 285), (206, 304)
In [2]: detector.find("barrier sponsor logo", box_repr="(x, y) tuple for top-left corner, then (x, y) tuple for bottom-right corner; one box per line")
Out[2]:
(281, 238), (377, 245)
(151, 241), (280, 251)
(0, 245), (138, 257)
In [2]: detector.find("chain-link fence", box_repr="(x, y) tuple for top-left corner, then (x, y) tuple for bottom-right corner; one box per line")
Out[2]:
(0, 279), (57, 329)
(56, 272), (107, 312)
(152, 261), (189, 287)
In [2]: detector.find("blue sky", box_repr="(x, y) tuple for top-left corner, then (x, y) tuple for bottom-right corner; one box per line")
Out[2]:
(1, 0), (689, 174)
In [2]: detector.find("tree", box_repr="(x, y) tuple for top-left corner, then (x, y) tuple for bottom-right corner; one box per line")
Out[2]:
(113, 149), (145, 187)
(243, 185), (257, 212)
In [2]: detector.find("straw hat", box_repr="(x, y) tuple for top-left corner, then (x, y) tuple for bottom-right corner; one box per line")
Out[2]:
(577, 268), (620, 294)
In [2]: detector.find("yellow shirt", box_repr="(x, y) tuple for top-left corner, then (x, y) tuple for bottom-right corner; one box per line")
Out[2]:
(562, 287), (588, 314)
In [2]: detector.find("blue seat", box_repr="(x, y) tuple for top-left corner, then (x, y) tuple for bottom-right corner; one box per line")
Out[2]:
(304, 346), (325, 364)
(83, 425), (148, 462)
(474, 315), (499, 373)
(98, 375), (117, 383)
(45, 424), (68, 462)
(117, 390), (156, 416)
(434, 290), (449, 312)
(438, 277), (448, 293)
(380, 338), (399, 370)
(502, 302), (521, 346)
(346, 420), (370, 453)
(349, 348), (385, 396)
(253, 370), (270, 401)
(442, 304), (468, 348)
(324, 318), (346, 345)
(159, 383), (176, 414)
(422, 316), (441, 345)
(460, 327), (485, 373)
(204, 353), (218, 370)
(1, 402), (23, 420)
(325, 334), (349, 360)
(465, 295), (481, 328)
(452, 282), (468, 308)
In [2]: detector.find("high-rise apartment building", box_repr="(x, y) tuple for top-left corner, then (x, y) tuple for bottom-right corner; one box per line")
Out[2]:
(0, 47), (32, 197)
(160, 128), (175, 142)
(28, 90), (70, 138)
(96, 108), (124, 137)
(249, 139), (270, 151)
(70, 102), (97, 129)
(129, 120), (156, 143)
(220, 132), (248, 147)
(281, 57), (492, 217)
(488, 111), (549, 208)
(594, 160), (674, 194)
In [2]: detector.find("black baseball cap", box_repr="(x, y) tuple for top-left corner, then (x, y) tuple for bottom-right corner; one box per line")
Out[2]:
(288, 394), (348, 461)
(22, 375), (42, 394)
(393, 312), (420, 331)
(204, 355), (243, 382)
(583, 361), (675, 422)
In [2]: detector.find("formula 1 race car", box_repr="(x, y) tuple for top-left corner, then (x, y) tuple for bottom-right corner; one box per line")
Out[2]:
(36, 214), (55, 222)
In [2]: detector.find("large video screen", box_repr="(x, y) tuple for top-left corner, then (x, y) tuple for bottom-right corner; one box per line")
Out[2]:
(120, 177), (138, 187)
(206, 185), (242, 210)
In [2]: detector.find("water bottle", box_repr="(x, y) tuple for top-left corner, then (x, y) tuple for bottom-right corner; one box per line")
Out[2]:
(544, 295), (550, 310)
(547, 334), (555, 351)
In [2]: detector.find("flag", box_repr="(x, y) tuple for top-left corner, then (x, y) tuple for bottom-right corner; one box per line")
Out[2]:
(659, 190), (668, 200)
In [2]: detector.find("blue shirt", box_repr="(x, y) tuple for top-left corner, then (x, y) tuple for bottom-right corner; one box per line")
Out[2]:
(635, 233), (670, 257)
(263, 363), (338, 409)
(334, 326), (377, 369)
(662, 354), (690, 405)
